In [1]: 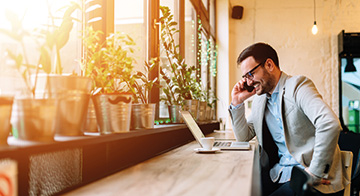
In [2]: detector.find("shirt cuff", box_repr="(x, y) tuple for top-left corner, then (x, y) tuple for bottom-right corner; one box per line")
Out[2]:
(229, 103), (244, 110)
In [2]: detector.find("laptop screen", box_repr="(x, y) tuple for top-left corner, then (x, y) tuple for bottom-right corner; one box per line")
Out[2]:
(180, 110), (205, 144)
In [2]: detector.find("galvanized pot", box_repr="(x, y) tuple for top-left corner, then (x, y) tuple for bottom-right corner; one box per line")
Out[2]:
(168, 105), (183, 123)
(34, 75), (92, 136)
(92, 93), (132, 134)
(82, 99), (98, 133)
(183, 99), (199, 120)
(198, 101), (207, 122)
(0, 96), (13, 145)
(131, 103), (156, 129)
(12, 98), (58, 142)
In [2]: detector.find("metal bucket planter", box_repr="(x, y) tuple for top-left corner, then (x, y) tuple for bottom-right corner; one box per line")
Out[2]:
(12, 98), (58, 142)
(206, 105), (212, 121)
(131, 103), (156, 129)
(34, 75), (92, 136)
(168, 105), (183, 123)
(92, 93), (132, 134)
(0, 96), (13, 145)
(183, 99), (199, 120)
(82, 99), (98, 133)
(198, 101), (207, 122)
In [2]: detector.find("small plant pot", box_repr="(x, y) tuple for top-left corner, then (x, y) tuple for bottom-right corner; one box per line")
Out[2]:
(83, 99), (98, 133)
(92, 93), (132, 134)
(0, 96), (14, 145)
(34, 75), (92, 136)
(12, 98), (58, 142)
(183, 99), (199, 120)
(131, 103), (156, 129)
(168, 105), (183, 123)
(198, 101), (207, 122)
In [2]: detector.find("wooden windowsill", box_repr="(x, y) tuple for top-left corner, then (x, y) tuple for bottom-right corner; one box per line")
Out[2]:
(0, 121), (219, 196)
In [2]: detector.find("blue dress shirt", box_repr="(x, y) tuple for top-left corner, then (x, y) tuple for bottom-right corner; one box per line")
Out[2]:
(265, 73), (303, 183)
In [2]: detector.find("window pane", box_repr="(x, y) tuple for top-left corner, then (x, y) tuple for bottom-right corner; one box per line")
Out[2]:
(209, 0), (215, 33)
(159, 0), (180, 119)
(200, 31), (208, 91)
(0, 0), (81, 95)
(209, 36), (217, 107)
(341, 57), (360, 131)
(202, 0), (208, 10)
(185, 0), (197, 70)
(114, 0), (147, 73)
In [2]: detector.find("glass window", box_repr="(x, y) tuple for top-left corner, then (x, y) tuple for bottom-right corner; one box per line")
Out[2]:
(184, 0), (197, 70)
(209, 0), (215, 34)
(341, 57), (360, 132)
(209, 36), (217, 105)
(159, 0), (180, 119)
(200, 31), (209, 91)
(202, 0), (208, 10)
(0, 0), (81, 95)
(114, 0), (147, 73)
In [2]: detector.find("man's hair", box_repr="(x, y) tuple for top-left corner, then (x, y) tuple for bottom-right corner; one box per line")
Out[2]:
(237, 42), (279, 68)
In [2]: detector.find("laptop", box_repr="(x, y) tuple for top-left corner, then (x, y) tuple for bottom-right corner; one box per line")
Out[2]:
(180, 110), (250, 150)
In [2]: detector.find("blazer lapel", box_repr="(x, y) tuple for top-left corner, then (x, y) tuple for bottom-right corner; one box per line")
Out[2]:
(256, 95), (267, 146)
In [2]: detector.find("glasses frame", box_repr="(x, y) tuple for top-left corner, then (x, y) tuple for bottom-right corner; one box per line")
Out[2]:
(241, 60), (266, 80)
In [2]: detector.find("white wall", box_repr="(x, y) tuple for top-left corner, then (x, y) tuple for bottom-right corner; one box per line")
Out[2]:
(216, 0), (231, 127)
(218, 0), (360, 120)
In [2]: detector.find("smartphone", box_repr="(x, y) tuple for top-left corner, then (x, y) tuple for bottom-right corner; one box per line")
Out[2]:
(243, 83), (254, 92)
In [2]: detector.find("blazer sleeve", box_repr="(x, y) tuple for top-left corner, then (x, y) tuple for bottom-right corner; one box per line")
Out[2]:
(228, 103), (256, 142)
(290, 76), (342, 178)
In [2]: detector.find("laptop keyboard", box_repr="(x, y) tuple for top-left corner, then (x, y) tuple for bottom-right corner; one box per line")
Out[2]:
(214, 141), (231, 147)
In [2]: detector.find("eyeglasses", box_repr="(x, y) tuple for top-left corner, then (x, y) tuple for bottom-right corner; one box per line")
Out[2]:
(241, 60), (266, 80)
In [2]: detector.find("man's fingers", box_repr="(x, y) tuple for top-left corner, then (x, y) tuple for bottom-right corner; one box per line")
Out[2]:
(321, 179), (331, 185)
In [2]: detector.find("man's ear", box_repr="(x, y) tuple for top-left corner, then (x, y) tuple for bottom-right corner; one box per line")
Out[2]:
(265, 59), (276, 72)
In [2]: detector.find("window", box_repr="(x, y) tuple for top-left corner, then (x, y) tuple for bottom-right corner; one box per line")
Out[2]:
(0, 0), (216, 121)
(114, 0), (147, 73)
(0, 0), (82, 95)
(158, 0), (180, 118)
(184, 0), (197, 71)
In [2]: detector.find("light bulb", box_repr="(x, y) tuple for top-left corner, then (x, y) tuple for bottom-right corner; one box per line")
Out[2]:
(312, 21), (318, 35)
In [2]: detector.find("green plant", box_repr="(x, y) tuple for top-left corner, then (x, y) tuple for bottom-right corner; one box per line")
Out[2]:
(127, 58), (159, 104)
(81, 27), (136, 95)
(0, 2), (79, 97)
(159, 6), (199, 105)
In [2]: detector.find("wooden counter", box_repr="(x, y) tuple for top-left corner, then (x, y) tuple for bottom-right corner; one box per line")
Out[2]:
(64, 131), (261, 196)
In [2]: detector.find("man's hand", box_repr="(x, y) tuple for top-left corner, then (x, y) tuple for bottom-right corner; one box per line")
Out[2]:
(231, 78), (256, 106)
(304, 167), (331, 185)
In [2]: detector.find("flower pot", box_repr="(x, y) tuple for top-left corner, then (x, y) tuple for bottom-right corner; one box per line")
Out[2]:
(0, 96), (13, 145)
(92, 93), (132, 134)
(131, 103), (156, 129)
(206, 105), (212, 121)
(183, 99), (199, 120)
(198, 101), (207, 122)
(168, 105), (183, 123)
(11, 98), (58, 142)
(34, 75), (92, 136)
(83, 99), (98, 133)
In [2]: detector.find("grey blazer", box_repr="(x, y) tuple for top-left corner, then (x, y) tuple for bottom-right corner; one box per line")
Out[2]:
(229, 72), (350, 193)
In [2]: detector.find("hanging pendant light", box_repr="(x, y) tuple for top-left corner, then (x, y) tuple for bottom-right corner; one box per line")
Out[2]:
(345, 55), (357, 72)
(312, 0), (318, 35)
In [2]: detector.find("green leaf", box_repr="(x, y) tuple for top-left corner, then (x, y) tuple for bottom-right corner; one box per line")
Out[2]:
(39, 47), (52, 74)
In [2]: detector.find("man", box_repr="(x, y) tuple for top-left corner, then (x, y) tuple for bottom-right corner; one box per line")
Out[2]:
(229, 42), (349, 196)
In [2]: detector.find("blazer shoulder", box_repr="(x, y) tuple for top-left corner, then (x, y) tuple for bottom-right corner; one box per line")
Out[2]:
(284, 75), (316, 92)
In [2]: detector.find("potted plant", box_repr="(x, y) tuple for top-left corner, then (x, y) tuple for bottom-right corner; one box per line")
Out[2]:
(0, 10), (59, 142)
(0, 96), (14, 145)
(159, 6), (200, 121)
(81, 27), (135, 134)
(127, 58), (159, 129)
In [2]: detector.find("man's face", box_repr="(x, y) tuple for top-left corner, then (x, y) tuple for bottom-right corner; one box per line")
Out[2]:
(240, 56), (277, 95)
